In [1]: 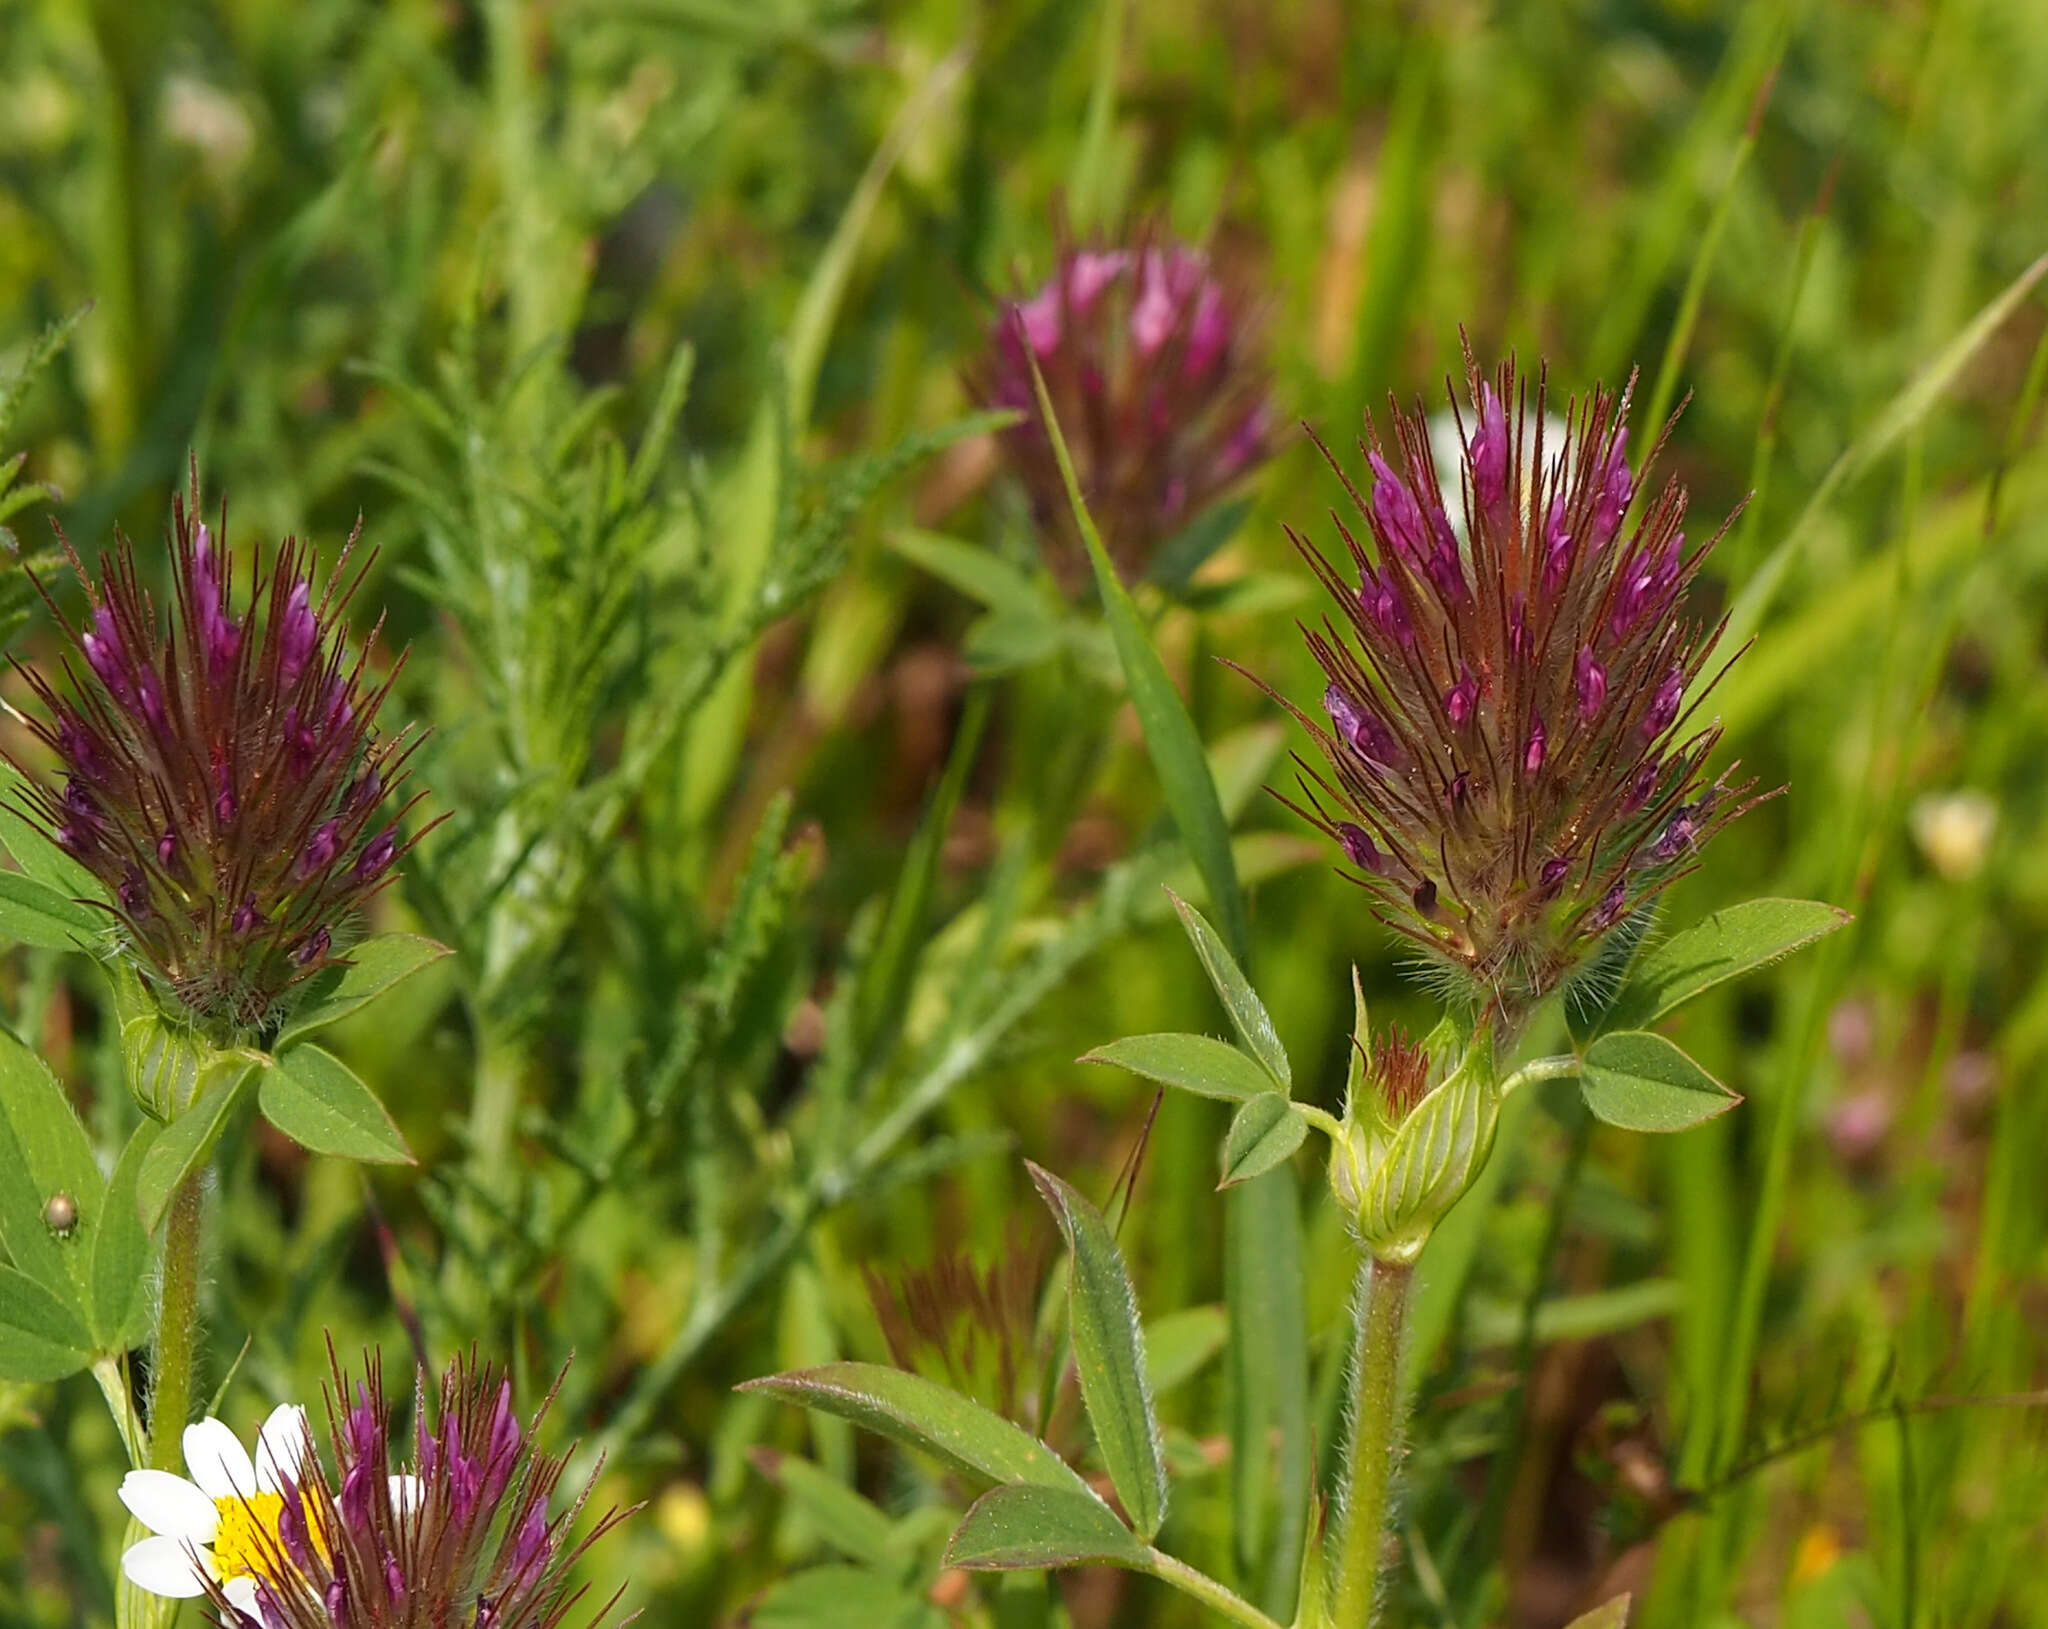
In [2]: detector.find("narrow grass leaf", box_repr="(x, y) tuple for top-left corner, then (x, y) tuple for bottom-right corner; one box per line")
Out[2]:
(962, 608), (1065, 674)
(1147, 497), (1253, 594)
(856, 687), (989, 1061)
(1026, 358), (1252, 966)
(1722, 247), (2048, 657)
(1028, 1161), (1167, 1539)
(1164, 889), (1288, 1089)
(260, 1046), (412, 1165)
(1144, 1305), (1228, 1397)
(1581, 1031), (1740, 1133)
(1225, 1166), (1309, 1616)
(1219, 1094), (1308, 1188)
(740, 1363), (1092, 1497)
(888, 528), (1050, 617)
(749, 1449), (898, 1568)
(274, 934), (452, 1050)
(1082, 1033), (1277, 1103)
(944, 1483), (1146, 1571)
(1599, 898), (1850, 1035)
(0, 1265), (93, 1382)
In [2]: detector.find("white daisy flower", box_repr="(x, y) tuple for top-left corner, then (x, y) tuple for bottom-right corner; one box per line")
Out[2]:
(118, 1404), (314, 1618)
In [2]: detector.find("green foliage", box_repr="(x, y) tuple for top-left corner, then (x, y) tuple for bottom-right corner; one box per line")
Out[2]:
(1027, 1161), (1167, 1540)
(1219, 1094), (1309, 1188)
(741, 1363), (1090, 1496)
(0, 0), (2045, 1622)
(1031, 358), (1253, 965)
(1581, 898), (1852, 1039)
(1082, 1033), (1280, 1103)
(257, 1046), (413, 1165)
(1579, 1031), (1742, 1134)
(1165, 890), (1291, 1089)
(945, 1483), (1148, 1571)
(0, 873), (100, 952)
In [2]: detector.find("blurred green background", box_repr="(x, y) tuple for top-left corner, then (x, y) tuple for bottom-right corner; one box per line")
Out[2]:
(2, 0), (2047, 1624)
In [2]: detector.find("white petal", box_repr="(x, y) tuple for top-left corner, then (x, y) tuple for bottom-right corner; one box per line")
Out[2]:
(389, 1473), (423, 1516)
(118, 1470), (218, 1542)
(222, 1575), (261, 1617)
(254, 1403), (312, 1492)
(121, 1535), (212, 1598)
(183, 1417), (257, 1500)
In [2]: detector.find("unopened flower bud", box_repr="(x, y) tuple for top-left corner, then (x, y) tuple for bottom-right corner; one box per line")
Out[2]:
(1341, 1028), (1500, 1265)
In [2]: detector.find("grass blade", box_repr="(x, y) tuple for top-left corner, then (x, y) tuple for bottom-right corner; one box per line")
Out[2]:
(1024, 355), (1252, 965)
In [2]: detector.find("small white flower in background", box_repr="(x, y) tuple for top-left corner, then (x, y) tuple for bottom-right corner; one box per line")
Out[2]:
(160, 75), (255, 180)
(1426, 405), (1576, 545)
(118, 1406), (311, 1616)
(1910, 789), (1998, 882)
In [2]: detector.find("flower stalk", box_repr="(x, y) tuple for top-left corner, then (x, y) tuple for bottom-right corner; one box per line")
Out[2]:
(1332, 1255), (1413, 1629)
(147, 1172), (204, 1473)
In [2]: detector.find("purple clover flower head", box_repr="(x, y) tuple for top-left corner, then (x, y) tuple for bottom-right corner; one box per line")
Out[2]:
(970, 223), (1271, 590)
(197, 1348), (631, 1629)
(10, 470), (433, 1036)
(1263, 350), (1764, 1014)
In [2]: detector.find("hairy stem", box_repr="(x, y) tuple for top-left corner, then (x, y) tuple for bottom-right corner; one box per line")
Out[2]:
(147, 1172), (204, 1470)
(1332, 1256), (1414, 1628)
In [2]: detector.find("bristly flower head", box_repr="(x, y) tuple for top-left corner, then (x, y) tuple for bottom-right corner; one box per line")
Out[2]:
(198, 1347), (630, 1629)
(11, 470), (426, 1037)
(864, 1229), (1050, 1434)
(1265, 350), (1765, 1018)
(970, 224), (1270, 587)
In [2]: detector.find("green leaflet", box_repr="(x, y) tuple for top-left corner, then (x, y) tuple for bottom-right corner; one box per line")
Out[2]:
(1592, 898), (1850, 1037)
(1082, 1033), (1278, 1103)
(1219, 1094), (1308, 1188)
(273, 934), (452, 1051)
(944, 1483), (1146, 1571)
(0, 1028), (101, 1317)
(740, 1363), (1091, 1497)
(1164, 890), (1290, 1089)
(260, 1046), (413, 1165)
(0, 1266), (93, 1382)
(1580, 1031), (1740, 1133)
(0, 870), (100, 952)
(1028, 1162), (1168, 1540)
(90, 1122), (160, 1353)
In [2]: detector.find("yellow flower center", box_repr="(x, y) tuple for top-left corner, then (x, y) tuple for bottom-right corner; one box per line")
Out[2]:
(212, 1492), (293, 1585)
